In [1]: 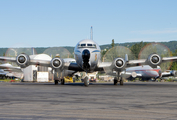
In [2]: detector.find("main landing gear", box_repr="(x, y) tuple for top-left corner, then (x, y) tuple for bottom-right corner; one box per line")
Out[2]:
(114, 77), (123, 85)
(55, 80), (59, 85)
(54, 78), (65, 85)
(61, 78), (65, 85)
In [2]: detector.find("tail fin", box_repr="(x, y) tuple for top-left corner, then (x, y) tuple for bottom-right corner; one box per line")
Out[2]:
(90, 26), (93, 40)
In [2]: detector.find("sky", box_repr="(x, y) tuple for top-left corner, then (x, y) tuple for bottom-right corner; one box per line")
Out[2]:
(0, 0), (177, 48)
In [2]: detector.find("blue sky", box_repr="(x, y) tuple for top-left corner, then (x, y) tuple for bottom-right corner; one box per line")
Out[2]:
(0, 0), (177, 48)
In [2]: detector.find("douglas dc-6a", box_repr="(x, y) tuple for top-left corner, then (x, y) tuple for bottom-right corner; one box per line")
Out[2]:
(1, 34), (177, 86)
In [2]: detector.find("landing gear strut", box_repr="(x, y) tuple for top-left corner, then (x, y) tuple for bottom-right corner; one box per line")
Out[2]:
(120, 77), (123, 85)
(114, 72), (123, 86)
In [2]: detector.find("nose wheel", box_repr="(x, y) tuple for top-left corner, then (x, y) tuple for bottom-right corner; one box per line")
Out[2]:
(84, 76), (89, 87)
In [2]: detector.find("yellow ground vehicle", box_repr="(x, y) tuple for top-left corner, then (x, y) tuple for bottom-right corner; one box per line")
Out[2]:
(64, 76), (73, 83)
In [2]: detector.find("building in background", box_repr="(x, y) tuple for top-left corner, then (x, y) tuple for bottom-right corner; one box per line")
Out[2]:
(23, 54), (52, 82)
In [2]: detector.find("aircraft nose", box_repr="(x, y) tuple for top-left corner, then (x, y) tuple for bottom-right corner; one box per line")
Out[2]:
(82, 49), (90, 61)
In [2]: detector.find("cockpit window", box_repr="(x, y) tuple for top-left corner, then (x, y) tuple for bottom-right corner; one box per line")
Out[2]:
(81, 44), (86, 47)
(87, 44), (92, 47)
(93, 44), (96, 48)
(78, 43), (97, 48)
(87, 44), (97, 48)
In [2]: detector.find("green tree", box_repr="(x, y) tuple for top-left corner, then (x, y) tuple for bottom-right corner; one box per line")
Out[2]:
(101, 49), (108, 61)
(170, 49), (177, 70)
(111, 39), (115, 48)
(130, 41), (147, 59)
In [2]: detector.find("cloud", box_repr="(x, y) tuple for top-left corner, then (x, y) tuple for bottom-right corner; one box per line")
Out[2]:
(131, 29), (177, 34)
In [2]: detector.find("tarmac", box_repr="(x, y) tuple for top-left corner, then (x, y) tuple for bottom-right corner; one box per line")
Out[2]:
(0, 82), (177, 120)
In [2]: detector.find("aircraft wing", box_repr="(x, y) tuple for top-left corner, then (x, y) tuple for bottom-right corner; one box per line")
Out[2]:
(1, 53), (177, 74)
(0, 63), (23, 73)
(127, 59), (146, 66)
(162, 56), (177, 62)
(0, 56), (51, 67)
(126, 56), (177, 67)
(98, 54), (177, 73)
(161, 70), (177, 77)
(0, 56), (16, 62)
(97, 59), (147, 72)
(127, 56), (177, 67)
(0, 55), (82, 72)
(29, 59), (51, 67)
(98, 59), (147, 68)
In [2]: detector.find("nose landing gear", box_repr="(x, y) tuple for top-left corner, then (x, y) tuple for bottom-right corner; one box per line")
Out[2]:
(84, 76), (89, 87)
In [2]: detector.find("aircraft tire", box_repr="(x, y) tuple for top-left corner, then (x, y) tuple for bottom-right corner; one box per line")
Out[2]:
(114, 77), (118, 85)
(84, 77), (89, 87)
(61, 79), (65, 85)
(120, 78), (123, 85)
(73, 78), (75, 83)
(54, 80), (59, 85)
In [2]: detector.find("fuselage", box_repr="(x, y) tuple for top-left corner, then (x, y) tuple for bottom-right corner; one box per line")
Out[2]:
(74, 39), (101, 72)
(125, 65), (162, 78)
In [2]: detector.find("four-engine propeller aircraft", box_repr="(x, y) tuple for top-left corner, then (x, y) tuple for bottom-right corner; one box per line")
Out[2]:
(1, 38), (177, 86)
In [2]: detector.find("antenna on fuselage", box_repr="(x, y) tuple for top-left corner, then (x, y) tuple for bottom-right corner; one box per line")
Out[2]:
(90, 26), (93, 40)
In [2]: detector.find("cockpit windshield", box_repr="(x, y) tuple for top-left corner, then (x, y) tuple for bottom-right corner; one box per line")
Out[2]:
(78, 43), (97, 48)
(81, 44), (86, 47)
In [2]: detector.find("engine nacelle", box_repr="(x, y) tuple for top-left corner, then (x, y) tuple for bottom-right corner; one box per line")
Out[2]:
(171, 70), (177, 77)
(113, 58), (126, 72)
(16, 53), (30, 68)
(50, 57), (64, 70)
(146, 54), (162, 68)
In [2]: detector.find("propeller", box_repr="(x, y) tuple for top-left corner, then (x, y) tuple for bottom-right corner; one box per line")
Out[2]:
(102, 46), (136, 78)
(5, 47), (37, 57)
(43, 47), (73, 58)
(103, 46), (136, 62)
(138, 43), (172, 71)
(43, 47), (73, 78)
(4, 47), (37, 73)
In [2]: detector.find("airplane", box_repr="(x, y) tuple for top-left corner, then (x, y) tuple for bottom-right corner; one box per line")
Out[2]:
(0, 69), (9, 79)
(120, 65), (177, 81)
(1, 27), (177, 86)
(0, 63), (23, 79)
(0, 63), (22, 73)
